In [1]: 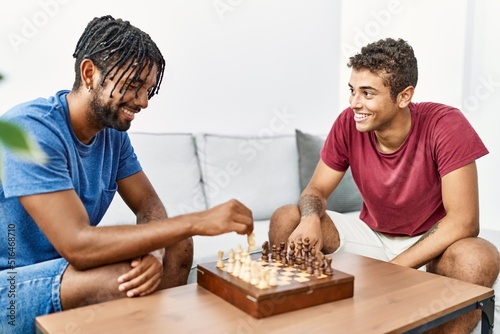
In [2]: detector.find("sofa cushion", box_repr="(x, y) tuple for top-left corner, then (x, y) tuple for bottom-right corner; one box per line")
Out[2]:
(295, 129), (362, 213)
(195, 133), (301, 221)
(100, 132), (206, 225)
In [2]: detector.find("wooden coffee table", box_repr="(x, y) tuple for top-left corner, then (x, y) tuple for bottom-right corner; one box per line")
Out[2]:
(35, 252), (494, 333)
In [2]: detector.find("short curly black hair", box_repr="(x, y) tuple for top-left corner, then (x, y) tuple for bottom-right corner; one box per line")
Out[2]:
(72, 15), (165, 100)
(348, 38), (418, 101)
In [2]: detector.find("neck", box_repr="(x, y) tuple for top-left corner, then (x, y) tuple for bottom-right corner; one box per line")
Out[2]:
(374, 107), (412, 153)
(66, 90), (102, 144)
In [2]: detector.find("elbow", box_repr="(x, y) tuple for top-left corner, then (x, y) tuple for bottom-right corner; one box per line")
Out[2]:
(60, 248), (92, 271)
(463, 216), (480, 238)
(57, 231), (95, 271)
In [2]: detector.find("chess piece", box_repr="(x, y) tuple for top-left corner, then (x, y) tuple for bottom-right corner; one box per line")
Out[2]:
(226, 249), (235, 273)
(216, 250), (225, 269)
(324, 257), (334, 276)
(241, 258), (252, 283)
(250, 262), (260, 285)
(288, 241), (296, 266)
(306, 258), (314, 275)
(314, 259), (321, 277)
(268, 268), (278, 287)
(247, 232), (256, 252)
(261, 241), (269, 262)
(232, 260), (241, 277)
(296, 238), (303, 260)
(239, 255), (248, 280)
(257, 267), (270, 289)
(303, 237), (311, 260)
(271, 244), (278, 261)
(281, 248), (288, 266)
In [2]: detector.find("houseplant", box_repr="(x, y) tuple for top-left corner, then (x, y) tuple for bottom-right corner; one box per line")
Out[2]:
(0, 72), (46, 178)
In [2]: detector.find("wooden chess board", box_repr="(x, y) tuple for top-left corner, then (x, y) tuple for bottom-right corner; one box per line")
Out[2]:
(197, 253), (354, 318)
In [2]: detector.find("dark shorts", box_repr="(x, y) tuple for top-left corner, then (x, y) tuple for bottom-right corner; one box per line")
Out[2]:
(0, 257), (68, 333)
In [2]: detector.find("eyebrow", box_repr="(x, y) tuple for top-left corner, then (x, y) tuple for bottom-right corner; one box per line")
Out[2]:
(348, 83), (380, 92)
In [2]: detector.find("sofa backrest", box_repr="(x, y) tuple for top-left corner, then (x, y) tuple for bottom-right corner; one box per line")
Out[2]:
(100, 133), (207, 225)
(100, 132), (302, 225)
(195, 133), (301, 221)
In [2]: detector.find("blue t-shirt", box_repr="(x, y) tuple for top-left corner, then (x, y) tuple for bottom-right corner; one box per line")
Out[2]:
(0, 90), (142, 269)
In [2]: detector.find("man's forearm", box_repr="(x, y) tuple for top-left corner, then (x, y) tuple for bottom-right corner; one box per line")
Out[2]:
(390, 217), (477, 269)
(136, 196), (168, 224)
(298, 193), (324, 217)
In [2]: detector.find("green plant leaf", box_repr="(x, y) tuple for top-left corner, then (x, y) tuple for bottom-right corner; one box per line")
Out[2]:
(0, 120), (47, 164)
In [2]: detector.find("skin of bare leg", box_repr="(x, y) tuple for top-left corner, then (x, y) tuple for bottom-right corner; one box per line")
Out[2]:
(60, 237), (194, 310)
(425, 237), (500, 334)
(268, 204), (341, 254)
(160, 237), (193, 289)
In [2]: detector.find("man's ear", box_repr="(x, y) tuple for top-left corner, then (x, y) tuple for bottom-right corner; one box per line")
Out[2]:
(397, 86), (415, 108)
(80, 59), (97, 91)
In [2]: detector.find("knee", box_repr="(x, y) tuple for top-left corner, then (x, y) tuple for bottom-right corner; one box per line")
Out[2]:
(269, 205), (300, 228)
(429, 237), (500, 286)
(170, 237), (194, 267)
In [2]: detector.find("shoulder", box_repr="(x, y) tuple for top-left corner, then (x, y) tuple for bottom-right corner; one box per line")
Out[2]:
(2, 91), (70, 129)
(410, 102), (463, 120)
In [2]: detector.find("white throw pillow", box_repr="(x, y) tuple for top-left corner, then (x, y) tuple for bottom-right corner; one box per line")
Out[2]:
(195, 133), (301, 221)
(100, 132), (206, 225)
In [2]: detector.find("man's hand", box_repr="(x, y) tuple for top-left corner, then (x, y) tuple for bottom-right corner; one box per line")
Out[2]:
(288, 216), (323, 252)
(195, 199), (254, 236)
(117, 249), (165, 297)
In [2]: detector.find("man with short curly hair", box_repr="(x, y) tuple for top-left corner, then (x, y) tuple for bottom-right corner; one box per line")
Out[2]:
(269, 38), (499, 333)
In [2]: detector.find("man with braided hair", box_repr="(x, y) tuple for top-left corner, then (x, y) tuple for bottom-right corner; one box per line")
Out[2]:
(269, 38), (499, 333)
(0, 16), (253, 332)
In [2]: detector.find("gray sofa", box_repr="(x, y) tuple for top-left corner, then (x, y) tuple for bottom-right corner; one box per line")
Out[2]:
(101, 129), (363, 265)
(100, 129), (499, 333)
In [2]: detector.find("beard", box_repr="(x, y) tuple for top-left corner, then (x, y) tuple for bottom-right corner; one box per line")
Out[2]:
(88, 86), (131, 132)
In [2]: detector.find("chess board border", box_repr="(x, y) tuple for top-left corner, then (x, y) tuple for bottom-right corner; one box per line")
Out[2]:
(197, 254), (354, 318)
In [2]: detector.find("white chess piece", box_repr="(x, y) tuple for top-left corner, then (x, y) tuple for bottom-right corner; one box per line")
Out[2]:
(226, 249), (235, 273)
(257, 267), (270, 289)
(216, 250), (224, 269)
(269, 268), (278, 287)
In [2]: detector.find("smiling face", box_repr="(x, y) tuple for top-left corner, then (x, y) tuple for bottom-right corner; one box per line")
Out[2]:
(349, 69), (404, 134)
(88, 62), (158, 132)
(348, 68), (415, 152)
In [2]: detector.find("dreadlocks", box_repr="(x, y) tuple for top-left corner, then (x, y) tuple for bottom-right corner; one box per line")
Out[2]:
(72, 15), (165, 100)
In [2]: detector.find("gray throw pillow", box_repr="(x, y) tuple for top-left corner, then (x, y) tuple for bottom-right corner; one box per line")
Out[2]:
(295, 129), (362, 213)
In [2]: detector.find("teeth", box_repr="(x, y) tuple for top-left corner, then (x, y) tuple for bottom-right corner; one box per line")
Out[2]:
(122, 108), (134, 116)
(354, 113), (369, 119)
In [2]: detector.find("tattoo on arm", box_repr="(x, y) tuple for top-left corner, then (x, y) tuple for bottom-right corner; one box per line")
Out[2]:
(298, 194), (323, 217)
(413, 221), (441, 247)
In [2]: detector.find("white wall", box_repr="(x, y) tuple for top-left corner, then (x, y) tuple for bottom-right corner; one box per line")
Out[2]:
(0, 0), (498, 229)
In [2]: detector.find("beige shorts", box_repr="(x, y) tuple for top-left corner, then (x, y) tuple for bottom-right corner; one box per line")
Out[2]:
(326, 210), (422, 262)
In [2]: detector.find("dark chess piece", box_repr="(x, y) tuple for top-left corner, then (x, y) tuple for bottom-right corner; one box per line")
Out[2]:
(314, 260), (321, 277)
(261, 241), (269, 262)
(271, 244), (278, 261)
(288, 241), (296, 266)
(324, 257), (334, 276)
(306, 258), (314, 275)
(296, 238), (303, 260)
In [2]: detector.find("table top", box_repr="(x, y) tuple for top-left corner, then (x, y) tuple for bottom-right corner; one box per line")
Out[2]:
(36, 252), (493, 334)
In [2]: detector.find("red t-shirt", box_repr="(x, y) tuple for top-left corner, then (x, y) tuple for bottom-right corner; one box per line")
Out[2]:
(320, 102), (488, 236)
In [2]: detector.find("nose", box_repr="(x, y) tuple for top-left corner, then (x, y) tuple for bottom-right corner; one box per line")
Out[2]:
(349, 92), (361, 110)
(134, 90), (149, 109)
